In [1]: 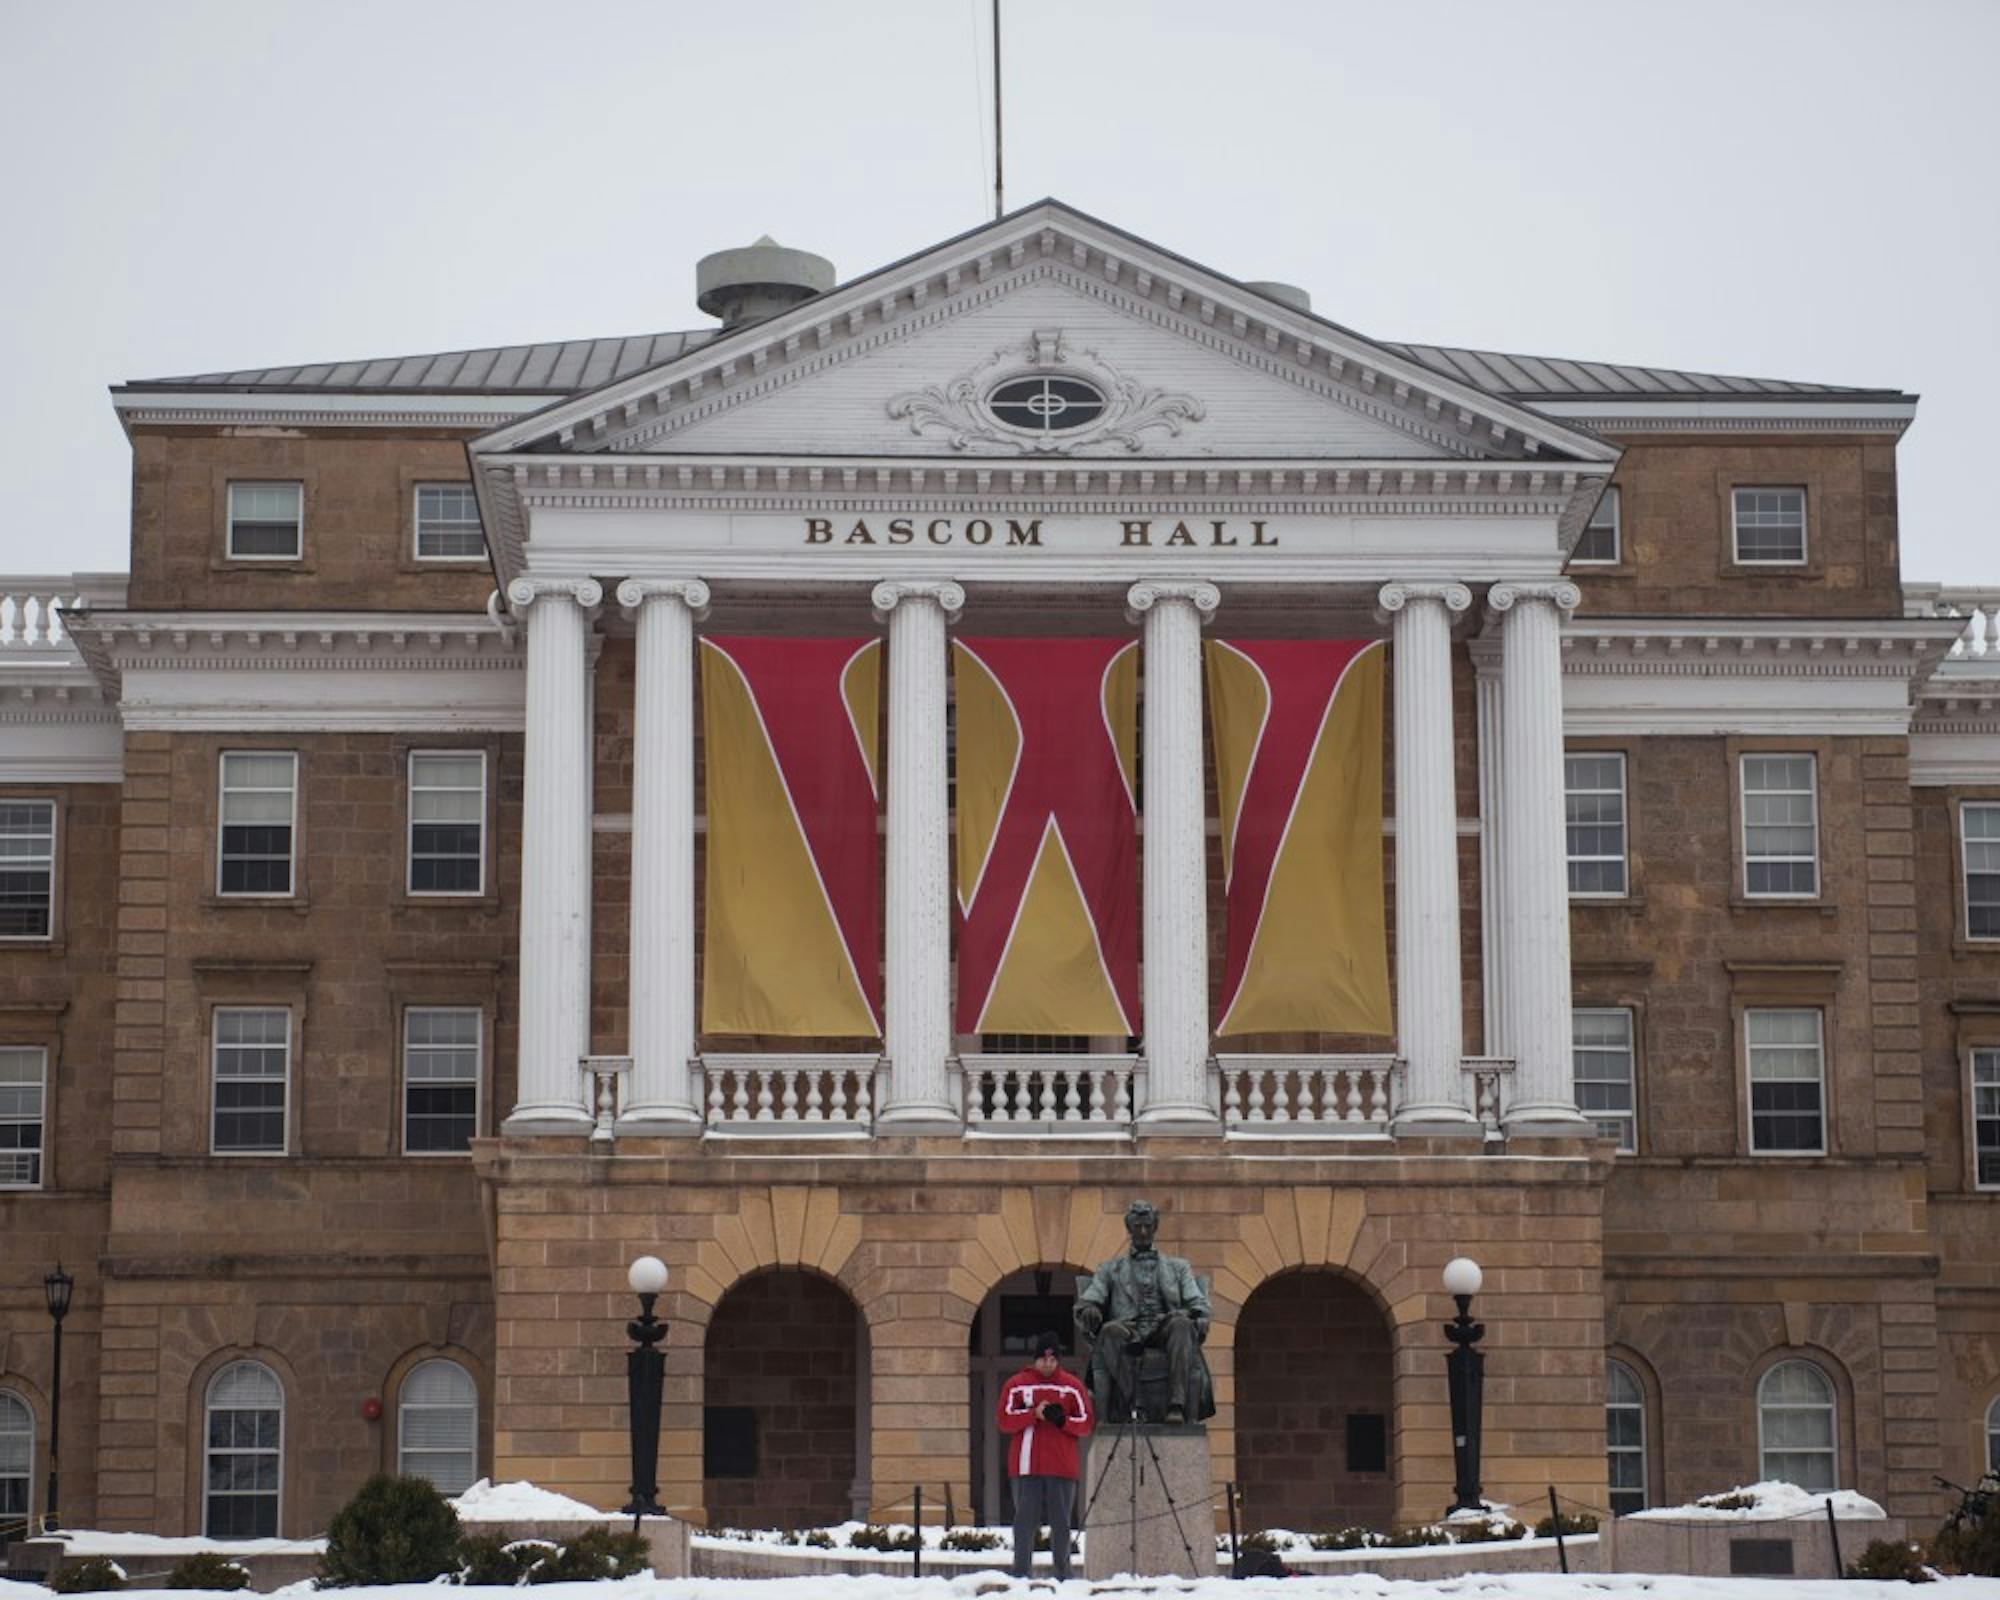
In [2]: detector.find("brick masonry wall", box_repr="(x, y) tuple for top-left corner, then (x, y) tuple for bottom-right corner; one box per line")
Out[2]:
(701, 1270), (860, 1528)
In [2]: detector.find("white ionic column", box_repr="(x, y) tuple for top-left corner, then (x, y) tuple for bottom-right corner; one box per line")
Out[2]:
(504, 576), (603, 1131)
(871, 580), (965, 1132)
(615, 577), (711, 1133)
(1378, 581), (1479, 1135)
(1474, 660), (1508, 1058)
(1490, 581), (1591, 1134)
(1127, 580), (1221, 1133)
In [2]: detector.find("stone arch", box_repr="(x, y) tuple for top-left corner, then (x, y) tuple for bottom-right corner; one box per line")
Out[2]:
(673, 1184), (866, 1317)
(1232, 1267), (1397, 1532)
(0, 1376), (45, 1535)
(702, 1266), (866, 1530)
(180, 1344), (304, 1539)
(381, 1342), (490, 1486)
(1746, 1343), (1856, 1492)
(1606, 1344), (1664, 1513)
(966, 1262), (1091, 1527)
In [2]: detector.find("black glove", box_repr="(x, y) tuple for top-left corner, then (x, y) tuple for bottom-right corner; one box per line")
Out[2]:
(1074, 1304), (1103, 1338)
(1040, 1401), (1067, 1426)
(1192, 1318), (1210, 1346)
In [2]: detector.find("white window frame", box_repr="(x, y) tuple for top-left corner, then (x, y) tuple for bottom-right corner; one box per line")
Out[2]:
(1757, 1359), (1838, 1491)
(203, 1361), (283, 1539)
(397, 1358), (478, 1492)
(1987, 1394), (2000, 1474)
(0, 1388), (32, 1527)
(1964, 802), (2000, 942)
(406, 751), (486, 897)
(1572, 1009), (1637, 1153)
(1606, 1359), (1647, 1513)
(225, 481), (304, 561)
(412, 484), (485, 563)
(1741, 754), (1820, 899)
(210, 1008), (292, 1157)
(0, 799), (56, 942)
(1973, 1049), (2000, 1193)
(402, 1007), (481, 1156)
(1565, 753), (1629, 898)
(1731, 486), (1808, 566)
(1573, 484), (1621, 565)
(1746, 1008), (1827, 1157)
(217, 752), (298, 899)
(0, 1046), (47, 1191)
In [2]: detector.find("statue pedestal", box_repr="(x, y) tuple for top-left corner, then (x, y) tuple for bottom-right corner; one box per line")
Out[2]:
(1081, 1423), (1212, 1579)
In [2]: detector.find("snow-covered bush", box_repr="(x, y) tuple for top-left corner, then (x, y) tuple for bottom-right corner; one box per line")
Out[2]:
(164, 1552), (251, 1590)
(49, 1557), (127, 1593)
(318, 1473), (463, 1587)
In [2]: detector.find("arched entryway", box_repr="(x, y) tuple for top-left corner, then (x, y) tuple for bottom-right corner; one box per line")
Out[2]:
(703, 1269), (866, 1529)
(969, 1266), (1086, 1526)
(1234, 1269), (1395, 1532)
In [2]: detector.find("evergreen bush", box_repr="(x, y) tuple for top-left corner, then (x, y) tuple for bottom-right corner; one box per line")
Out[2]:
(456, 1534), (543, 1586)
(317, 1473), (462, 1587)
(48, 1557), (126, 1593)
(1533, 1511), (1599, 1537)
(1930, 1485), (2000, 1578)
(524, 1527), (648, 1582)
(163, 1552), (251, 1590)
(1847, 1539), (1933, 1583)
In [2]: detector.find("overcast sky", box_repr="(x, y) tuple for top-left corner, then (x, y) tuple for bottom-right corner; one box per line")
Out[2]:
(3, 0), (1993, 583)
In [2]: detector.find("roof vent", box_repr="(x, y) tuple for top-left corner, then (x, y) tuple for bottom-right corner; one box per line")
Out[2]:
(1244, 280), (1311, 314)
(696, 236), (836, 330)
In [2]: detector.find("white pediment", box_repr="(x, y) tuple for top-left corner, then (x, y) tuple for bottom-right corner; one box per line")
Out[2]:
(475, 202), (1617, 470)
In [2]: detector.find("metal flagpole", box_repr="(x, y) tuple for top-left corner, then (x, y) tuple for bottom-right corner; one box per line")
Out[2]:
(992, 0), (1004, 218)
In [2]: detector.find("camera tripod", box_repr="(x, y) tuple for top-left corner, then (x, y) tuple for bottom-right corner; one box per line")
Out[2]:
(1076, 1406), (1203, 1578)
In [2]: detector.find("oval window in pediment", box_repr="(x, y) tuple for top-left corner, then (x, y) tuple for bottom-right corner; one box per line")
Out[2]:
(987, 374), (1106, 434)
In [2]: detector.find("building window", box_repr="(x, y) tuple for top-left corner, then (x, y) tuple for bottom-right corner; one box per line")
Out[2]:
(1747, 1009), (1825, 1155)
(0, 801), (55, 939)
(1607, 1360), (1647, 1513)
(1757, 1359), (1837, 1491)
(1573, 486), (1621, 564)
(0, 1389), (31, 1531)
(212, 1009), (289, 1155)
(1974, 1050), (2000, 1191)
(398, 1359), (477, 1493)
(1965, 803), (2000, 940)
(0, 1047), (46, 1190)
(414, 485), (485, 561)
(1565, 754), (1628, 896)
(1732, 487), (1807, 564)
(218, 753), (297, 896)
(1988, 1396), (2000, 1473)
(404, 1009), (479, 1154)
(987, 375), (1106, 434)
(204, 1361), (282, 1538)
(408, 753), (484, 895)
(1741, 754), (1819, 898)
(1573, 1010), (1637, 1152)
(226, 482), (303, 560)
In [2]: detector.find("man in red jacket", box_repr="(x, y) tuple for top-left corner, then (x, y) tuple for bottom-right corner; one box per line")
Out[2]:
(997, 1331), (1095, 1580)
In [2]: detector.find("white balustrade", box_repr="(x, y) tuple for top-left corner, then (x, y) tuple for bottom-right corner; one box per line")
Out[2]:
(702, 1055), (879, 1131)
(1219, 1055), (1397, 1133)
(1464, 1057), (1514, 1132)
(960, 1055), (1136, 1128)
(581, 1055), (632, 1146)
(1906, 585), (2000, 661)
(0, 575), (127, 649)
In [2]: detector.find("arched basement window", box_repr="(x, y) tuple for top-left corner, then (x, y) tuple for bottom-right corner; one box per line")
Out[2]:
(399, 1359), (478, 1494)
(1757, 1359), (1836, 1491)
(205, 1360), (283, 1537)
(1606, 1360), (1648, 1513)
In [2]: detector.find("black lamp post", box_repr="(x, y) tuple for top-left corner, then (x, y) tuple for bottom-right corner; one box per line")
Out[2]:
(1441, 1255), (1485, 1517)
(622, 1255), (669, 1529)
(43, 1264), (73, 1532)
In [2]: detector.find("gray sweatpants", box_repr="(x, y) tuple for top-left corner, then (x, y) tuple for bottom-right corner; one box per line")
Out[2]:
(1011, 1473), (1077, 1579)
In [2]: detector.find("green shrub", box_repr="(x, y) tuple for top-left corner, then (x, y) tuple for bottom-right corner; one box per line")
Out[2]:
(456, 1534), (543, 1586)
(318, 1473), (463, 1587)
(526, 1527), (648, 1583)
(1237, 1530), (1290, 1554)
(1452, 1518), (1529, 1544)
(1697, 1491), (1758, 1511)
(1847, 1539), (1933, 1583)
(845, 1525), (918, 1552)
(163, 1553), (251, 1590)
(1382, 1523), (1445, 1548)
(939, 1528), (1001, 1551)
(1533, 1511), (1598, 1538)
(1308, 1527), (1376, 1551)
(49, 1558), (126, 1593)
(1931, 1493), (2000, 1577)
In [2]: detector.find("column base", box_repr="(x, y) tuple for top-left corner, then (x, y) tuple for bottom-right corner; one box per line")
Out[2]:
(501, 1104), (593, 1136)
(1500, 1099), (1594, 1139)
(1136, 1103), (1223, 1138)
(615, 1105), (705, 1137)
(1391, 1102), (1483, 1139)
(876, 1100), (962, 1137)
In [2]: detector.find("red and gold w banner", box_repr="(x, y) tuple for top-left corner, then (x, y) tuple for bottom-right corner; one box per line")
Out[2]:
(700, 637), (882, 1037)
(1207, 639), (1391, 1037)
(953, 637), (1141, 1036)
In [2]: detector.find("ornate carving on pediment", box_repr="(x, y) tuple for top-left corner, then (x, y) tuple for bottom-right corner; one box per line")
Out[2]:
(887, 331), (1204, 455)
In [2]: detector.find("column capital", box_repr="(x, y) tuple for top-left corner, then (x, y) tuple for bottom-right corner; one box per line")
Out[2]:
(615, 577), (711, 617)
(871, 579), (966, 623)
(507, 575), (604, 612)
(1125, 580), (1220, 624)
(1375, 581), (1472, 622)
(1486, 580), (1581, 622)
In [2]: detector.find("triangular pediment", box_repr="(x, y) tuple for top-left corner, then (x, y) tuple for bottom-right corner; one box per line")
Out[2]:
(473, 201), (1616, 469)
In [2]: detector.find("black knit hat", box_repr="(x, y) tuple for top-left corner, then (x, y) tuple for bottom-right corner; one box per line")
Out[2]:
(1033, 1331), (1064, 1358)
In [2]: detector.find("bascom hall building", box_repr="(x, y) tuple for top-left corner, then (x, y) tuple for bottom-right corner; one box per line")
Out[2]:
(2, 199), (1997, 1543)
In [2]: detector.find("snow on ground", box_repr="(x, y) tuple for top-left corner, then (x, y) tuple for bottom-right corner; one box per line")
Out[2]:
(1627, 1480), (1887, 1521)
(6, 1573), (2000, 1598)
(40, 1531), (326, 1556)
(451, 1480), (629, 1522)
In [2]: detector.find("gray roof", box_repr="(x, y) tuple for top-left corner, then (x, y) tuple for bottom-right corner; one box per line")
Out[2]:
(123, 328), (1903, 405)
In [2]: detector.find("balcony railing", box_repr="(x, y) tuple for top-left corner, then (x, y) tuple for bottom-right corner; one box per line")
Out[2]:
(1905, 584), (2000, 662)
(960, 1054), (1137, 1129)
(0, 573), (127, 649)
(702, 1054), (878, 1131)
(1219, 1054), (1396, 1132)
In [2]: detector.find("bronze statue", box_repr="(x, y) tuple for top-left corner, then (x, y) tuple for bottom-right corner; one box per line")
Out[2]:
(1074, 1199), (1215, 1425)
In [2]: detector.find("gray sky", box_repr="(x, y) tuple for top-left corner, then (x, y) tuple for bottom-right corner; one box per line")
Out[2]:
(4, 0), (1993, 583)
